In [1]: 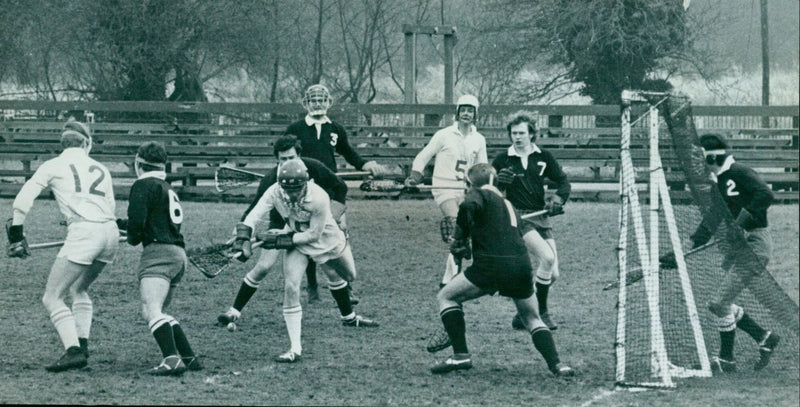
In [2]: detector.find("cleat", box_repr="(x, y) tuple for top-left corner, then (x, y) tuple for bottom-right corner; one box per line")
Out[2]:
(182, 356), (203, 371)
(511, 313), (526, 331)
(274, 351), (302, 363)
(45, 346), (88, 372)
(307, 286), (320, 303)
(78, 338), (89, 359)
(431, 355), (473, 374)
(550, 362), (575, 377)
(342, 315), (379, 328)
(710, 356), (737, 373)
(755, 331), (780, 371)
(217, 308), (240, 325)
(540, 312), (558, 330)
(149, 355), (187, 376)
(426, 328), (452, 353)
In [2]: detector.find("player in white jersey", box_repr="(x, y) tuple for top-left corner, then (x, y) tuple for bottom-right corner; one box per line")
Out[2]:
(405, 95), (488, 286)
(6, 120), (119, 372)
(234, 159), (378, 363)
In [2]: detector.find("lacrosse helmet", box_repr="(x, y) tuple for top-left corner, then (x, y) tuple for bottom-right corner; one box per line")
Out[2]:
(456, 94), (479, 124)
(278, 159), (310, 191)
(61, 120), (93, 154)
(302, 84), (332, 117)
(466, 163), (496, 188)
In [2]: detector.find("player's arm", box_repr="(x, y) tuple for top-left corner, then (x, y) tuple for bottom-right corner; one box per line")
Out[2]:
(292, 197), (328, 245)
(306, 158), (347, 205)
(543, 151), (571, 212)
(407, 132), (444, 185)
(126, 181), (151, 246)
(492, 154), (515, 191)
(240, 168), (277, 221)
(450, 191), (483, 260)
(241, 185), (277, 230)
(332, 123), (368, 170)
(11, 163), (52, 226)
(736, 169), (773, 229)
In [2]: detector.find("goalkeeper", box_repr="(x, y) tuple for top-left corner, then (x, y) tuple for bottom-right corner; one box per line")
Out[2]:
(670, 134), (779, 372)
(217, 135), (349, 326)
(430, 164), (574, 377)
(492, 114), (570, 331)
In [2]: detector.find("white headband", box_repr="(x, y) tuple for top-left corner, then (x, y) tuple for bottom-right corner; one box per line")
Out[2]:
(703, 149), (726, 155)
(135, 155), (166, 170)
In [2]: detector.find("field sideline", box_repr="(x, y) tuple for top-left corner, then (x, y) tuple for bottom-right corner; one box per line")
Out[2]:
(0, 198), (797, 406)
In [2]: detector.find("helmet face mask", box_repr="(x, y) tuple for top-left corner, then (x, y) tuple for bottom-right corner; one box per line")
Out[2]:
(302, 84), (332, 117)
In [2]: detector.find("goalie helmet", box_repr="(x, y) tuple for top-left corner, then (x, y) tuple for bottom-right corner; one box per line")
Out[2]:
(61, 120), (93, 154)
(466, 163), (496, 188)
(302, 84), (332, 117)
(456, 94), (479, 124)
(278, 159), (310, 191)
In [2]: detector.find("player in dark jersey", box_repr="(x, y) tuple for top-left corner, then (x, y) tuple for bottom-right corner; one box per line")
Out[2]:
(430, 164), (574, 377)
(285, 84), (384, 300)
(121, 141), (201, 376)
(217, 135), (350, 325)
(492, 114), (570, 331)
(687, 134), (779, 373)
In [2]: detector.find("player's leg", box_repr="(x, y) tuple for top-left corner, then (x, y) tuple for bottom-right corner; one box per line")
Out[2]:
(513, 296), (574, 377)
(68, 259), (108, 358)
(305, 260), (320, 302)
(512, 229), (556, 330)
(161, 255), (201, 371)
(534, 235), (559, 330)
(438, 198), (460, 287)
(41, 257), (91, 372)
(320, 248), (378, 327)
(431, 272), (484, 374)
(218, 248), (281, 325)
(141, 276), (186, 376)
(276, 250), (307, 363)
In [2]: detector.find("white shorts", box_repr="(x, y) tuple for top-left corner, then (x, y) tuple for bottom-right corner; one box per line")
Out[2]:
(287, 224), (348, 264)
(431, 177), (466, 207)
(57, 221), (119, 265)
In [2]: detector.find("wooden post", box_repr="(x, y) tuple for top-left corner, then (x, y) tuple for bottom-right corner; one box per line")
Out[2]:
(760, 0), (770, 128)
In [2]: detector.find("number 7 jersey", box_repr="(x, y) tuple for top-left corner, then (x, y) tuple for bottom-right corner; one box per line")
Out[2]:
(13, 147), (116, 224)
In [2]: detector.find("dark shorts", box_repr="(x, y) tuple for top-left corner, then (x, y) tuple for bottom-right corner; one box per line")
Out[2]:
(464, 254), (534, 299)
(722, 227), (772, 276)
(137, 243), (186, 287)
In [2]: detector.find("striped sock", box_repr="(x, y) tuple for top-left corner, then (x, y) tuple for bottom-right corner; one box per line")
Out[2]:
(149, 315), (178, 357)
(50, 306), (79, 350)
(531, 327), (559, 369)
(440, 306), (467, 354)
(283, 305), (303, 355)
(71, 298), (93, 339)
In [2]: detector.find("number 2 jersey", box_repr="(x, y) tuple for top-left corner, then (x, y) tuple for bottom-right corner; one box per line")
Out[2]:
(411, 123), (487, 186)
(127, 171), (185, 248)
(12, 147), (116, 225)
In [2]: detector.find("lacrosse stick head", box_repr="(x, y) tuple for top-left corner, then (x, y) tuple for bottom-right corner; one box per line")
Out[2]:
(186, 243), (236, 278)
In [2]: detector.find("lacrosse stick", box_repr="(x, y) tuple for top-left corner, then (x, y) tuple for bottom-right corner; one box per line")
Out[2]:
(26, 236), (128, 250)
(187, 240), (264, 278)
(215, 166), (265, 193)
(360, 179), (465, 193)
(602, 239), (719, 291)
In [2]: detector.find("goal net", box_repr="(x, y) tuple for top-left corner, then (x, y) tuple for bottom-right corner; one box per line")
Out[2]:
(614, 92), (799, 388)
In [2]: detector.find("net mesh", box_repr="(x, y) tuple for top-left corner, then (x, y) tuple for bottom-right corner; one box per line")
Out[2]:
(215, 166), (262, 192)
(617, 94), (799, 387)
(186, 243), (234, 278)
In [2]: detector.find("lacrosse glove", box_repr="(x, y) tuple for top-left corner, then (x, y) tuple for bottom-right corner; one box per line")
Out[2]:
(259, 232), (296, 250)
(6, 220), (29, 258)
(497, 168), (516, 188)
(362, 161), (383, 177)
(404, 170), (424, 187)
(232, 223), (253, 262)
(116, 218), (128, 231)
(545, 196), (565, 217)
(449, 238), (472, 262)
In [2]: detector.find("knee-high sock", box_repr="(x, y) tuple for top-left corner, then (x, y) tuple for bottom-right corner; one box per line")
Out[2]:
(737, 312), (767, 343)
(71, 298), (93, 339)
(149, 315), (178, 358)
(440, 306), (467, 354)
(232, 275), (260, 311)
(50, 306), (80, 350)
(169, 320), (195, 358)
(531, 326), (560, 369)
(305, 261), (318, 289)
(329, 280), (353, 317)
(535, 282), (550, 314)
(283, 305), (303, 355)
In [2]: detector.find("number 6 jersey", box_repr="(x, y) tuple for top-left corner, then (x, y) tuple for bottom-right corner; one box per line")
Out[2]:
(127, 171), (185, 248)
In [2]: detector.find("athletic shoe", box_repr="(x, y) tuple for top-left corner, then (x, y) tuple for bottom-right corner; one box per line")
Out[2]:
(78, 337), (89, 359)
(274, 351), (302, 363)
(426, 328), (452, 353)
(342, 315), (379, 327)
(431, 355), (472, 374)
(307, 285), (320, 303)
(550, 362), (575, 377)
(710, 356), (737, 373)
(182, 356), (203, 371)
(755, 331), (780, 371)
(511, 313), (526, 331)
(45, 346), (88, 372)
(540, 312), (558, 330)
(149, 355), (187, 376)
(217, 308), (240, 325)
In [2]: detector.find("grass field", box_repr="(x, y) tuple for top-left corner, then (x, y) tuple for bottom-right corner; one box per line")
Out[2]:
(0, 198), (797, 406)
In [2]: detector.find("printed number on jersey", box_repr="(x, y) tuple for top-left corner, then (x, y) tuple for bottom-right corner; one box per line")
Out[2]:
(168, 190), (184, 224)
(69, 164), (108, 197)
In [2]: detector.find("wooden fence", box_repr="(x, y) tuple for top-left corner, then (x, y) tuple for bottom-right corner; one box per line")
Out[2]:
(1, 101), (797, 202)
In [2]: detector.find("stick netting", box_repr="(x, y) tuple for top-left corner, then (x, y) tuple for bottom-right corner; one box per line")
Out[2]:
(215, 166), (262, 192)
(186, 243), (234, 278)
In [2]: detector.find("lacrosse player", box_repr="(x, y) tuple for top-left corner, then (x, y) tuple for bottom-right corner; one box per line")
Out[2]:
(492, 114), (570, 331)
(404, 94), (488, 287)
(6, 120), (118, 372)
(119, 141), (201, 376)
(688, 134), (779, 372)
(217, 135), (348, 325)
(235, 158), (378, 363)
(431, 164), (574, 377)
(285, 84), (384, 301)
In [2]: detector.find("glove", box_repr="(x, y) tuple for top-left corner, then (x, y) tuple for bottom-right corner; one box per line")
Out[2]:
(116, 218), (128, 231)
(450, 238), (472, 262)
(497, 168), (516, 187)
(259, 232), (295, 250)
(545, 196), (565, 217)
(404, 170), (424, 187)
(659, 251), (677, 269)
(362, 161), (383, 177)
(735, 209), (758, 231)
(5, 220), (29, 259)
(231, 223), (253, 262)
(440, 217), (456, 243)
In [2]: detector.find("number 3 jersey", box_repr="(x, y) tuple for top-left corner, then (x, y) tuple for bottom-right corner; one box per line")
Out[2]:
(411, 123), (487, 185)
(12, 147), (116, 225)
(127, 171), (185, 248)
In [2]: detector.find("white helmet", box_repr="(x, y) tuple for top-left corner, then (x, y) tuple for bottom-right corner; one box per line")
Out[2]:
(456, 94), (479, 123)
(302, 84), (332, 117)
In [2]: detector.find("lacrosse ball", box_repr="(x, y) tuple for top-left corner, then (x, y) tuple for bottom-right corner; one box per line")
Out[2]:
(227, 322), (237, 332)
